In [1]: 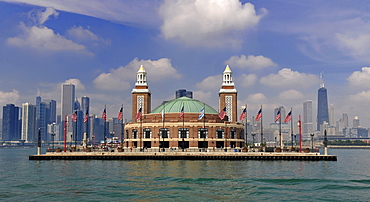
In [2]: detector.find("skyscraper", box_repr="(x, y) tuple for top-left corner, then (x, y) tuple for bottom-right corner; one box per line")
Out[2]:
(353, 116), (360, 128)
(61, 83), (75, 142)
(329, 104), (334, 127)
(317, 82), (329, 131)
(21, 103), (36, 142)
(303, 100), (313, 136)
(81, 96), (90, 136)
(176, 89), (193, 99)
(2, 104), (21, 141)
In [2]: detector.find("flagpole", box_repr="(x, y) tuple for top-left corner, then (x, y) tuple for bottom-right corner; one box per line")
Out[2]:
(245, 104), (247, 148)
(182, 102), (185, 151)
(140, 112), (142, 152)
(104, 105), (106, 149)
(290, 107), (294, 149)
(260, 105), (263, 147)
(203, 103), (206, 149)
(74, 110), (77, 149)
(85, 106), (89, 149)
(121, 104), (124, 148)
(279, 107), (282, 149)
(162, 104), (165, 152)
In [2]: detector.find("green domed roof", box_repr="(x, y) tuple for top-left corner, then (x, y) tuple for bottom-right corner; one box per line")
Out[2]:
(151, 97), (218, 114)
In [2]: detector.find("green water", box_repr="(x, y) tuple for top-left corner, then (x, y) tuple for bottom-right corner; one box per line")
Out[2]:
(0, 148), (369, 201)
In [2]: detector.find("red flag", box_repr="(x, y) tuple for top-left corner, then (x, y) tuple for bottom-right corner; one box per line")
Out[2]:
(102, 108), (106, 121)
(239, 108), (246, 121)
(118, 107), (123, 120)
(275, 109), (281, 122)
(218, 107), (226, 120)
(284, 111), (292, 123)
(255, 108), (262, 121)
(135, 107), (142, 121)
(72, 111), (77, 122)
(83, 110), (89, 123)
(179, 106), (184, 118)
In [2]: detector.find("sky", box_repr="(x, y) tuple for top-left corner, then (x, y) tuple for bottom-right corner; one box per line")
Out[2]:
(1, 0), (370, 128)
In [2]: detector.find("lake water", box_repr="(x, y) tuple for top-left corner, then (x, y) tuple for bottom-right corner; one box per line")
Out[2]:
(0, 148), (369, 201)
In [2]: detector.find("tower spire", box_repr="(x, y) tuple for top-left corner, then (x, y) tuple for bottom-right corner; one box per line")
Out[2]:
(320, 72), (325, 88)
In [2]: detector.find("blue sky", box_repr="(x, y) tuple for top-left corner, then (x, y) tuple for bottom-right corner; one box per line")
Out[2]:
(1, 0), (370, 127)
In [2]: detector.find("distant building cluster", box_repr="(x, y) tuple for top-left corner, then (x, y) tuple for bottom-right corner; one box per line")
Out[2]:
(0, 67), (368, 146)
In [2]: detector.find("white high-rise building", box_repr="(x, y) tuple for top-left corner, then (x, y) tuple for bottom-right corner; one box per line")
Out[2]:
(21, 103), (36, 142)
(61, 83), (75, 141)
(303, 100), (313, 138)
(329, 104), (335, 127)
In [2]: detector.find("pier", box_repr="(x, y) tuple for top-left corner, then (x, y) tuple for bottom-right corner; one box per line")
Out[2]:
(29, 149), (337, 161)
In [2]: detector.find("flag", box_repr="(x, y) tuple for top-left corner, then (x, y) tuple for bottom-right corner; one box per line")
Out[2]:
(284, 110), (292, 123)
(102, 108), (106, 121)
(83, 110), (89, 123)
(136, 107), (142, 121)
(239, 107), (247, 121)
(118, 107), (123, 120)
(198, 108), (205, 120)
(179, 106), (184, 118)
(72, 111), (77, 122)
(255, 108), (262, 121)
(275, 109), (281, 122)
(218, 107), (226, 120)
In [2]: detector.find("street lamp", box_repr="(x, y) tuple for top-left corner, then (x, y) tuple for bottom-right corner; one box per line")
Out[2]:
(310, 133), (314, 151)
(110, 132), (115, 149)
(51, 133), (56, 151)
(252, 133), (256, 147)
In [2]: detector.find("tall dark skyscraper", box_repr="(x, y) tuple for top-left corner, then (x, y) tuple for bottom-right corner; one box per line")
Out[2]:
(2, 104), (21, 141)
(176, 89), (193, 99)
(317, 82), (329, 131)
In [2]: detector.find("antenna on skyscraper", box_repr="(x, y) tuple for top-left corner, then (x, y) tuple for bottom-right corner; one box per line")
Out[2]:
(320, 72), (325, 88)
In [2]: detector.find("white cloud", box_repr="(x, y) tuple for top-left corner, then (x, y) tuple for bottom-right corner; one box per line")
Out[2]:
(260, 68), (319, 88)
(193, 91), (212, 104)
(66, 26), (111, 46)
(246, 93), (267, 104)
(0, 90), (20, 106)
(225, 55), (277, 70)
(196, 75), (221, 91)
(278, 90), (304, 101)
(337, 34), (370, 60)
(347, 67), (370, 88)
(28, 7), (59, 25)
(7, 23), (92, 55)
(159, 0), (267, 47)
(64, 78), (85, 90)
(93, 58), (181, 90)
(238, 74), (257, 88)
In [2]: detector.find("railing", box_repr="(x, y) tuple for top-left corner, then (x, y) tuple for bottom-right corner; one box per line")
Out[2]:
(46, 146), (320, 153)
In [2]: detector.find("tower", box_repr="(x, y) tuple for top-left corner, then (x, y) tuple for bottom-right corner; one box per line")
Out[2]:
(317, 75), (329, 131)
(2, 104), (21, 141)
(219, 65), (237, 122)
(61, 83), (75, 120)
(132, 65), (151, 122)
(21, 103), (36, 142)
(303, 100), (313, 136)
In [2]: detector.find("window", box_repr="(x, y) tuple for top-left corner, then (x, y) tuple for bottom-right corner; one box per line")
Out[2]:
(230, 129), (236, 139)
(160, 128), (169, 138)
(216, 129), (224, 139)
(144, 128), (151, 138)
(132, 129), (138, 139)
(198, 128), (208, 138)
(178, 128), (189, 138)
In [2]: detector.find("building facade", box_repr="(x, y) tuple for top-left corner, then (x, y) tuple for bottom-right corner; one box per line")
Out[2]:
(124, 65), (244, 149)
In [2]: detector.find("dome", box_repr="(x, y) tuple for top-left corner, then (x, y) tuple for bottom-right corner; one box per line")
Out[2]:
(151, 97), (218, 114)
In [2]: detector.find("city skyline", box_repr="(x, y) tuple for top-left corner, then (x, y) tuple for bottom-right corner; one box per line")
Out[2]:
(1, 1), (370, 127)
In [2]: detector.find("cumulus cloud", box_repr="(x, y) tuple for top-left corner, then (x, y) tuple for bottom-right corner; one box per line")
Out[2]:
(159, 0), (267, 48)
(93, 58), (181, 90)
(196, 75), (221, 91)
(347, 67), (370, 88)
(260, 68), (319, 88)
(247, 93), (267, 104)
(225, 55), (277, 70)
(66, 26), (111, 46)
(278, 90), (304, 101)
(0, 90), (20, 106)
(6, 7), (92, 55)
(64, 78), (85, 90)
(238, 74), (257, 88)
(193, 91), (212, 104)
